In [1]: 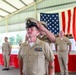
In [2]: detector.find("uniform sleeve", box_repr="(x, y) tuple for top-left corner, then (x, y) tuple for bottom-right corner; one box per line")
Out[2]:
(8, 43), (12, 48)
(43, 35), (51, 43)
(18, 45), (23, 59)
(2, 43), (3, 48)
(38, 35), (51, 43)
(2, 43), (4, 53)
(66, 37), (72, 45)
(43, 42), (55, 62)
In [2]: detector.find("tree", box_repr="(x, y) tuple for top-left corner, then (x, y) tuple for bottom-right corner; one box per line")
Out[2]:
(15, 34), (22, 45)
(9, 36), (15, 45)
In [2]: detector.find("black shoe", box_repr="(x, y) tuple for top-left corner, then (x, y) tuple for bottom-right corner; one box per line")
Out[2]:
(2, 68), (7, 70)
(6, 68), (9, 70)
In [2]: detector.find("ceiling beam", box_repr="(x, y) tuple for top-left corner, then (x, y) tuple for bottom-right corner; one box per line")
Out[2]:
(0, 8), (11, 14)
(0, 0), (43, 21)
(34, 0), (36, 2)
(20, 0), (27, 6)
(0, 15), (4, 18)
(3, 0), (19, 10)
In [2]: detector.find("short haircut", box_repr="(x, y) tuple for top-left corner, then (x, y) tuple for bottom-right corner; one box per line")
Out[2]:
(5, 37), (8, 39)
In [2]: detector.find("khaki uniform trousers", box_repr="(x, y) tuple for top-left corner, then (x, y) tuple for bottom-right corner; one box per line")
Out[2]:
(3, 54), (10, 68)
(57, 51), (68, 75)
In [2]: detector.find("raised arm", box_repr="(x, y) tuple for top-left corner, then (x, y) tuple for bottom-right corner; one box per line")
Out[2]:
(36, 22), (56, 43)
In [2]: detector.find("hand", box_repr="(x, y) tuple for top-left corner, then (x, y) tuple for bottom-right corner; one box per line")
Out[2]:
(20, 72), (23, 75)
(26, 34), (28, 41)
(9, 52), (11, 55)
(68, 51), (70, 55)
(36, 22), (46, 31)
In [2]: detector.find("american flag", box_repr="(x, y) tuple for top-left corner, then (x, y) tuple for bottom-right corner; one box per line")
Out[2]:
(40, 13), (60, 35)
(40, 8), (74, 35)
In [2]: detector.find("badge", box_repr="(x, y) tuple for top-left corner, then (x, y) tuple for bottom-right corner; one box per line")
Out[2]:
(34, 48), (42, 51)
(27, 20), (31, 25)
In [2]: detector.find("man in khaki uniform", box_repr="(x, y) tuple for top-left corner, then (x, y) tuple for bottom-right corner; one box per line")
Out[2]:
(2, 37), (12, 70)
(55, 31), (71, 75)
(18, 18), (55, 75)
(36, 21), (55, 43)
(36, 21), (56, 75)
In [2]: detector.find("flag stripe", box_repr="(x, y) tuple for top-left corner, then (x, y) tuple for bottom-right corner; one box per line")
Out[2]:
(72, 7), (76, 41)
(70, 8), (73, 34)
(61, 12), (66, 33)
(65, 10), (68, 34)
(67, 10), (71, 34)
(59, 12), (62, 31)
(61, 9), (73, 34)
(72, 8), (75, 37)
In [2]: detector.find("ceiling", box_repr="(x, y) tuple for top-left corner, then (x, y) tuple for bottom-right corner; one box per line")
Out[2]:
(0, 0), (36, 19)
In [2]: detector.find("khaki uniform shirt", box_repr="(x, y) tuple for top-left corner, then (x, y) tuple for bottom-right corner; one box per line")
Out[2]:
(2, 42), (11, 55)
(38, 35), (55, 75)
(18, 38), (54, 75)
(55, 36), (71, 52)
(37, 35), (51, 44)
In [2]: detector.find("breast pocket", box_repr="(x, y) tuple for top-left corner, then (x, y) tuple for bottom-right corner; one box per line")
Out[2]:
(33, 51), (44, 59)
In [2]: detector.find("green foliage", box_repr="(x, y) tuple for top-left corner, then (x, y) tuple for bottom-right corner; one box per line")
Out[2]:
(9, 36), (15, 45)
(0, 38), (2, 42)
(9, 34), (23, 45)
(15, 34), (22, 45)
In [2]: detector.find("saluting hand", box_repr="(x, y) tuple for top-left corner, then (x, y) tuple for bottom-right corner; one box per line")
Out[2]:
(36, 22), (46, 31)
